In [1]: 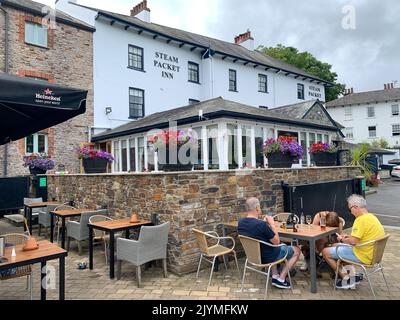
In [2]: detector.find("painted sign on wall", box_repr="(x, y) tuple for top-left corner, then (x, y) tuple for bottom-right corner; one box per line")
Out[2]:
(308, 85), (322, 99)
(154, 52), (181, 79)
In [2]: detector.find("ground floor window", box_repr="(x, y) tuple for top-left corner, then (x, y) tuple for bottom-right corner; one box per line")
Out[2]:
(25, 133), (48, 155)
(255, 127), (264, 168)
(242, 125), (252, 167)
(138, 137), (145, 171)
(227, 124), (238, 169)
(207, 125), (219, 169)
(129, 138), (136, 172)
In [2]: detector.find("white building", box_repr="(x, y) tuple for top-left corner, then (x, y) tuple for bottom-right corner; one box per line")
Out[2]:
(56, 0), (329, 134)
(326, 84), (400, 148)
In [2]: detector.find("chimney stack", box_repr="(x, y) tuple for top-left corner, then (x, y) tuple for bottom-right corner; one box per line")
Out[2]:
(344, 87), (354, 96)
(130, 0), (151, 23)
(234, 29), (254, 51)
(384, 83), (394, 90)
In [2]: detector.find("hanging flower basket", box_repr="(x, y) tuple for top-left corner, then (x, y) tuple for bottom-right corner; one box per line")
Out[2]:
(267, 152), (295, 168)
(264, 137), (303, 169)
(23, 153), (55, 175)
(82, 158), (108, 174)
(312, 152), (337, 167)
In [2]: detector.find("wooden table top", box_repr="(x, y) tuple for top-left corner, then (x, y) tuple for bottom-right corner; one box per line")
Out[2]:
(0, 240), (67, 269)
(50, 208), (94, 217)
(222, 220), (338, 239)
(88, 218), (152, 231)
(25, 202), (61, 208)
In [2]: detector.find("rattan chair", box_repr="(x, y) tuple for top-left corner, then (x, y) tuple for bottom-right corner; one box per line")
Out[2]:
(38, 204), (59, 237)
(192, 228), (241, 290)
(0, 233), (33, 300)
(239, 235), (294, 299)
(89, 215), (113, 264)
(53, 204), (77, 244)
(333, 234), (390, 298)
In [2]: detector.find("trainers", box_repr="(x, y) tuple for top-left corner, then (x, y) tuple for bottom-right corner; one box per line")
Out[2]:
(336, 277), (356, 289)
(272, 278), (292, 289)
(354, 273), (364, 284)
(300, 261), (308, 271)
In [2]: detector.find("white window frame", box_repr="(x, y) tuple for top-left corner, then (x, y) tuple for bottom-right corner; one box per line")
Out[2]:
(345, 128), (354, 139)
(392, 124), (400, 136)
(25, 22), (48, 48)
(392, 104), (399, 116)
(25, 133), (48, 155)
(367, 106), (375, 118)
(368, 126), (377, 138)
(344, 106), (353, 119)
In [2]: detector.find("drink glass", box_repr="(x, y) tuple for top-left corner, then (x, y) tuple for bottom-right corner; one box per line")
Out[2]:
(306, 215), (312, 230)
(320, 215), (327, 231)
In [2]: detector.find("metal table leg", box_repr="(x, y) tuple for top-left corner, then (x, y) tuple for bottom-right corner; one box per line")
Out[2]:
(89, 226), (93, 270)
(61, 217), (66, 249)
(59, 256), (65, 300)
(309, 239), (317, 293)
(41, 261), (46, 301)
(109, 231), (115, 279)
(29, 207), (33, 236)
(50, 213), (54, 243)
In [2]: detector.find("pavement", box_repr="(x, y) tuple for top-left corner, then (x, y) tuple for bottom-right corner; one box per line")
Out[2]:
(0, 219), (399, 300)
(367, 177), (400, 227)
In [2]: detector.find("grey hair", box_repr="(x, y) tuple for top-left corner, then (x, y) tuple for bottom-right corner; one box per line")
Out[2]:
(246, 197), (260, 211)
(347, 194), (367, 208)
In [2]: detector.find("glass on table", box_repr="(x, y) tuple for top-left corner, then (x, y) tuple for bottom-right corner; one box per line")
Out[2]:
(306, 215), (312, 229)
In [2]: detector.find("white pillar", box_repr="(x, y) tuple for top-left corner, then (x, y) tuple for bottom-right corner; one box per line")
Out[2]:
(202, 125), (209, 171)
(135, 137), (139, 173)
(154, 151), (159, 172)
(297, 131), (302, 167)
(274, 128), (278, 139)
(263, 127), (268, 168)
(251, 126), (256, 168)
(118, 140), (122, 173)
(126, 139), (131, 172)
(237, 125), (243, 168)
(144, 136), (148, 171)
(306, 132), (311, 167)
(111, 140), (115, 173)
(218, 122), (228, 170)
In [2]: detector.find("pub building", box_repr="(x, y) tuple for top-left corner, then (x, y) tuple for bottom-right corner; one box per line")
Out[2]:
(91, 98), (343, 173)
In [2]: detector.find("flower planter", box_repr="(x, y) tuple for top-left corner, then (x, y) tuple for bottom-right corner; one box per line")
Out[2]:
(83, 158), (108, 174)
(267, 152), (294, 168)
(29, 168), (47, 175)
(312, 152), (337, 167)
(158, 163), (193, 172)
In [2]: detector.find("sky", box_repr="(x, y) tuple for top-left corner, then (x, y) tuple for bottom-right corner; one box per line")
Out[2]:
(37, 0), (400, 93)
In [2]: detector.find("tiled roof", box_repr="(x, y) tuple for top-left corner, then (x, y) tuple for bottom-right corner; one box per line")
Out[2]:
(72, 3), (330, 85)
(326, 88), (400, 108)
(1, 0), (95, 31)
(92, 97), (340, 142)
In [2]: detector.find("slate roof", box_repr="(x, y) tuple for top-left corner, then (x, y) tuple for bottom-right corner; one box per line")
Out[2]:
(92, 97), (341, 142)
(71, 3), (330, 85)
(0, 0), (95, 31)
(326, 88), (400, 108)
(268, 100), (317, 119)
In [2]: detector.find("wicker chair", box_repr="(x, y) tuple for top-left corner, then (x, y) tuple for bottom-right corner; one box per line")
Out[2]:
(116, 222), (170, 287)
(334, 234), (391, 298)
(53, 204), (77, 244)
(89, 215), (113, 264)
(239, 235), (294, 299)
(38, 204), (59, 237)
(192, 228), (241, 290)
(67, 209), (107, 255)
(0, 233), (33, 300)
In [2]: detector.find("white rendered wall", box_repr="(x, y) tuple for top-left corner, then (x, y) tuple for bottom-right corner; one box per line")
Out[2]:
(327, 101), (400, 147)
(56, 0), (97, 26)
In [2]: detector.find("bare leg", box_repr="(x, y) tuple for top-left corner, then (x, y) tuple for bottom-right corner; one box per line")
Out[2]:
(279, 246), (300, 280)
(322, 247), (346, 279)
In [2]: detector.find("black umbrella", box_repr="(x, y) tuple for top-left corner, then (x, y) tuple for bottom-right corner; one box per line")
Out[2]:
(0, 73), (87, 145)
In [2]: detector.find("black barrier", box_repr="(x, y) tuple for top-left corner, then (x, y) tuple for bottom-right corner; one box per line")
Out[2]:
(282, 178), (365, 228)
(31, 175), (48, 201)
(0, 176), (30, 212)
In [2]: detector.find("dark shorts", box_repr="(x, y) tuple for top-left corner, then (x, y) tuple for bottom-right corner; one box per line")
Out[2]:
(276, 245), (295, 261)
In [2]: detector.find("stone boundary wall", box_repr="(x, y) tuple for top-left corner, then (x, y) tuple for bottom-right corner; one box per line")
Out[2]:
(47, 167), (361, 274)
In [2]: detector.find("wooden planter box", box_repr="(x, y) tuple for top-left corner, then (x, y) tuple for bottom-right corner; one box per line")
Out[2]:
(267, 152), (294, 168)
(83, 158), (108, 174)
(312, 152), (337, 167)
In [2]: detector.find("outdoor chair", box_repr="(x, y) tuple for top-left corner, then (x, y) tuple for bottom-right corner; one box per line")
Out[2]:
(38, 204), (59, 237)
(66, 209), (108, 255)
(333, 234), (391, 298)
(273, 212), (299, 246)
(88, 215), (113, 264)
(239, 235), (294, 299)
(0, 233), (33, 300)
(54, 204), (77, 244)
(192, 228), (241, 290)
(116, 222), (170, 288)
(23, 197), (43, 221)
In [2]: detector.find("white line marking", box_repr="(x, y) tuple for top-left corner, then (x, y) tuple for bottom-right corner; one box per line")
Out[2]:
(375, 214), (400, 219)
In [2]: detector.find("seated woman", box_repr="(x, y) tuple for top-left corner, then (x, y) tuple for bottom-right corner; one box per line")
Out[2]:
(300, 211), (343, 271)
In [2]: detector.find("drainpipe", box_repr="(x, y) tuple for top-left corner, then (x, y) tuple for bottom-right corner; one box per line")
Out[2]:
(1, 3), (9, 177)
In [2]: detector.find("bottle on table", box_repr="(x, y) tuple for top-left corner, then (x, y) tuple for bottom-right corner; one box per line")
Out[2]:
(300, 212), (305, 225)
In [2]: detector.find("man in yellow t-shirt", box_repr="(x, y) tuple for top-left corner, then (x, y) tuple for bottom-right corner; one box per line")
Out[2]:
(322, 194), (385, 289)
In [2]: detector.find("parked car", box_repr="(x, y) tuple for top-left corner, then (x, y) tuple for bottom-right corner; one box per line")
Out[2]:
(389, 159), (400, 165)
(391, 166), (400, 178)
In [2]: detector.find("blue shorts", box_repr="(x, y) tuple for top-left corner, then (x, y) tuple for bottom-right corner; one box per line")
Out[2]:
(327, 245), (362, 263)
(276, 245), (294, 261)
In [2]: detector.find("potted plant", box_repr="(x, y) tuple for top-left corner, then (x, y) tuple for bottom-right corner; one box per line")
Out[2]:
(148, 129), (197, 171)
(23, 153), (55, 175)
(77, 147), (114, 174)
(309, 142), (338, 166)
(263, 137), (303, 168)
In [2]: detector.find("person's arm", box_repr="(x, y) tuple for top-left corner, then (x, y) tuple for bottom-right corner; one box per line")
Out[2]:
(264, 216), (280, 245)
(337, 234), (359, 246)
(312, 211), (328, 225)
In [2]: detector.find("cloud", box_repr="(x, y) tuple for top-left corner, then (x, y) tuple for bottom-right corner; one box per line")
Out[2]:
(36, 0), (400, 92)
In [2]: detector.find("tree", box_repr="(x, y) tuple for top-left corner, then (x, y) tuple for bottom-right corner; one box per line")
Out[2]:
(258, 44), (345, 102)
(370, 138), (389, 149)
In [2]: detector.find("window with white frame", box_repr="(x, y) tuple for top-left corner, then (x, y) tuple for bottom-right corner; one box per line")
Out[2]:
(129, 87), (145, 119)
(297, 83), (305, 100)
(344, 106), (353, 119)
(392, 104), (399, 116)
(368, 126), (377, 138)
(188, 62), (200, 83)
(345, 128), (354, 139)
(324, 134), (329, 143)
(25, 133), (48, 155)
(25, 22), (48, 48)
(229, 69), (237, 92)
(367, 106), (375, 118)
(258, 74), (268, 93)
(393, 124), (400, 136)
(128, 45), (144, 71)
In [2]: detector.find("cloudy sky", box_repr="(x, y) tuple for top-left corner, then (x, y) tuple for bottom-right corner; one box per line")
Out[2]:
(38, 0), (400, 92)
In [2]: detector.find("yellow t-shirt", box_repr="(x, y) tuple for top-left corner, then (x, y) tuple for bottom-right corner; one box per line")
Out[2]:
(351, 213), (385, 265)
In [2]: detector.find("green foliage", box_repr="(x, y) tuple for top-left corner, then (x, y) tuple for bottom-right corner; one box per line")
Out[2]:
(257, 44), (345, 102)
(370, 138), (389, 149)
(350, 143), (373, 178)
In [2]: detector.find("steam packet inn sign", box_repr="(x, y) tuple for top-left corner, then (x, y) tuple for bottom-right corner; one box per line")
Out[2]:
(154, 52), (181, 79)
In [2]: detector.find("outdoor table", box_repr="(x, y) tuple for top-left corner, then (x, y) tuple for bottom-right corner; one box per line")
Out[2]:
(0, 240), (67, 300)
(24, 202), (61, 235)
(88, 218), (152, 279)
(220, 220), (338, 294)
(49, 208), (94, 249)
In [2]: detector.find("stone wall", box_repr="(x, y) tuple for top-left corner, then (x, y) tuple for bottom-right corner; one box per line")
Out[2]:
(47, 167), (361, 275)
(0, 5), (93, 177)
